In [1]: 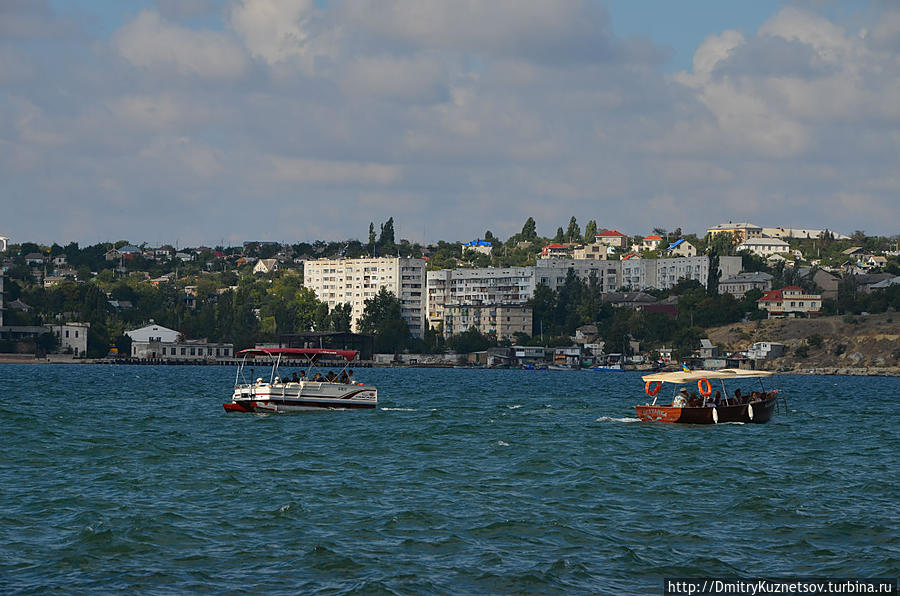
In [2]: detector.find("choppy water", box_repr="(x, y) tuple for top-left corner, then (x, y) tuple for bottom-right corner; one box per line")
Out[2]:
(0, 365), (897, 594)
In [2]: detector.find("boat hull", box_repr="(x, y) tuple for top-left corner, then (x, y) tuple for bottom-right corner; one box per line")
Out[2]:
(224, 382), (377, 412)
(635, 395), (777, 424)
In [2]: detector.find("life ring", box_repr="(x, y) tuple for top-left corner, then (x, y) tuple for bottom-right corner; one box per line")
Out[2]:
(697, 378), (712, 397)
(645, 380), (662, 396)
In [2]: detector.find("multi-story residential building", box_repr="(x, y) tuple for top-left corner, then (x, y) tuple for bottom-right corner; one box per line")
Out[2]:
(736, 237), (791, 258)
(427, 266), (535, 330)
(443, 302), (532, 340)
(304, 257), (427, 338)
(707, 222), (763, 244)
(757, 286), (822, 317)
(719, 272), (774, 298)
(644, 255), (741, 290)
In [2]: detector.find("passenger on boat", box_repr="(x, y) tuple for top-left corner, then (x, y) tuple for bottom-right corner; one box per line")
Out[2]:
(339, 371), (349, 384)
(291, 372), (300, 383)
(312, 372), (323, 381)
(733, 389), (743, 404)
(673, 388), (688, 408)
(713, 390), (722, 406)
(274, 376), (280, 384)
(297, 371), (305, 381)
(325, 371), (336, 382)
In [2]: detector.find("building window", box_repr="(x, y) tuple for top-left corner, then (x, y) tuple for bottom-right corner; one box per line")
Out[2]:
(181, 347), (186, 355)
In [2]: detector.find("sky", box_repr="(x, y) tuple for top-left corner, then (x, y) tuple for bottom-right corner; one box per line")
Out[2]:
(2, 0), (899, 247)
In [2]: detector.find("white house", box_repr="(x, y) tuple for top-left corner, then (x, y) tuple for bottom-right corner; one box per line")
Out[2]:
(50, 322), (90, 357)
(253, 258), (280, 274)
(666, 239), (697, 257)
(126, 321), (180, 344)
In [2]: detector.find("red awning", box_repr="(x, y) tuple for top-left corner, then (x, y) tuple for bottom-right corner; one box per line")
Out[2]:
(238, 348), (358, 362)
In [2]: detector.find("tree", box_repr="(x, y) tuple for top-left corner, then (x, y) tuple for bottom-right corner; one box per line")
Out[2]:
(357, 288), (410, 353)
(565, 217), (581, 243)
(447, 327), (494, 353)
(378, 218), (396, 252)
(520, 217), (537, 241)
(368, 222), (376, 256)
(584, 220), (598, 243)
(328, 303), (352, 332)
(707, 253), (721, 297)
(553, 227), (565, 243)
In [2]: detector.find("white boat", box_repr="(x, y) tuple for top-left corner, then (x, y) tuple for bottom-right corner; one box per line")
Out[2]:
(592, 363), (624, 372)
(224, 348), (377, 412)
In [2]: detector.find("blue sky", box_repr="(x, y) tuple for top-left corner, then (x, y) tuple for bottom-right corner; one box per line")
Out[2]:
(3, 1), (900, 245)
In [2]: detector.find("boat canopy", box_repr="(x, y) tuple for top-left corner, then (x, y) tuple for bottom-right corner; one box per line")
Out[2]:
(238, 348), (358, 362)
(641, 368), (775, 383)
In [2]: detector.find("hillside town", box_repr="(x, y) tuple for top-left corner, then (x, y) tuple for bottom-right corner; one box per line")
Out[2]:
(1, 218), (899, 370)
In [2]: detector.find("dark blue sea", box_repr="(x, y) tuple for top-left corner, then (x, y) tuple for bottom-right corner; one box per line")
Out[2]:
(1, 365), (897, 594)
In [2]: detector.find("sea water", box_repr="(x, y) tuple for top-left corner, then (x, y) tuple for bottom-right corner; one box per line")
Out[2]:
(1, 365), (897, 594)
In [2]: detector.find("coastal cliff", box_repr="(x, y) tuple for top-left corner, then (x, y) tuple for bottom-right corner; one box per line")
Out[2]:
(706, 312), (900, 376)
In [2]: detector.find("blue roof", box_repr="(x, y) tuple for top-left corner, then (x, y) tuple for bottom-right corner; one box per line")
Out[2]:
(666, 239), (685, 250)
(464, 239), (492, 247)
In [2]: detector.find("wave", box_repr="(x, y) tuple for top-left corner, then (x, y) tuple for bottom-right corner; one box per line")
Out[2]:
(595, 416), (642, 423)
(382, 407), (416, 411)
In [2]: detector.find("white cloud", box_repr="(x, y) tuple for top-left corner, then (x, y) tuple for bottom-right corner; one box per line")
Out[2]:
(266, 156), (402, 186)
(229, 0), (317, 65)
(114, 10), (248, 78)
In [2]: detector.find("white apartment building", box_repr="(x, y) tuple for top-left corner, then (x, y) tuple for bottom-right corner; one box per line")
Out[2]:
(642, 256), (741, 291)
(443, 303), (532, 340)
(736, 237), (791, 258)
(427, 266), (534, 331)
(304, 257), (426, 338)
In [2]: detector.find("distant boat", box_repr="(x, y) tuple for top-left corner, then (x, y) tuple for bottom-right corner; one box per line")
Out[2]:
(548, 364), (578, 371)
(592, 363), (624, 372)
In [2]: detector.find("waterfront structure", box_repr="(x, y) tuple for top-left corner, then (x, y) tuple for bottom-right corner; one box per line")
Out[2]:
(50, 322), (90, 357)
(0, 271), (3, 326)
(131, 338), (234, 360)
(303, 257), (426, 338)
(443, 302), (532, 341)
(757, 286), (822, 317)
(736, 237), (791, 258)
(706, 222), (764, 244)
(719, 272), (774, 298)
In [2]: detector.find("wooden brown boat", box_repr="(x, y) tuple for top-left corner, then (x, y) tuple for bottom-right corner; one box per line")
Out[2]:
(635, 369), (784, 424)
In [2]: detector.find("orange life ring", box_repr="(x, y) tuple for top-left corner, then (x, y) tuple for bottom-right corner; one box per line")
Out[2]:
(645, 380), (662, 396)
(698, 378), (712, 397)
